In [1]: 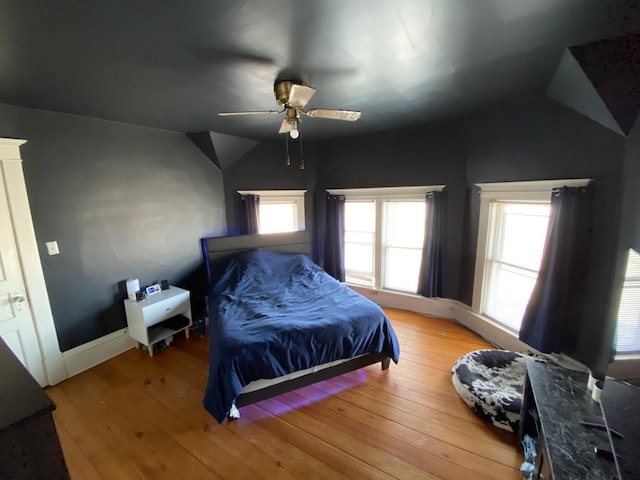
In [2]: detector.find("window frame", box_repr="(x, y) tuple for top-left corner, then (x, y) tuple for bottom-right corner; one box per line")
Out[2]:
(614, 248), (640, 356)
(472, 179), (591, 330)
(238, 190), (306, 232)
(380, 200), (431, 292)
(328, 185), (444, 292)
(343, 199), (376, 286)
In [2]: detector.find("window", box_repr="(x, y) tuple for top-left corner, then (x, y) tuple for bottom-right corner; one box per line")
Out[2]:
(344, 201), (375, 286)
(615, 248), (640, 354)
(259, 203), (296, 233)
(473, 179), (590, 333)
(331, 186), (442, 294)
(238, 190), (306, 234)
(483, 202), (551, 330)
(382, 201), (427, 292)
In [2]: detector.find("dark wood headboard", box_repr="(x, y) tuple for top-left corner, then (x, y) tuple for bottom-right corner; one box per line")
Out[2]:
(201, 231), (311, 281)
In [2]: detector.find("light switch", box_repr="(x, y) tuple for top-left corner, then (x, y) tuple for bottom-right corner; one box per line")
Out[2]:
(46, 241), (60, 256)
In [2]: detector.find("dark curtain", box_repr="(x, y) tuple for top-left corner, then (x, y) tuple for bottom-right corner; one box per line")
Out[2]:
(239, 194), (260, 235)
(417, 191), (446, 297)
(519, 186), (590, 353)
(324, 194), (345, 281)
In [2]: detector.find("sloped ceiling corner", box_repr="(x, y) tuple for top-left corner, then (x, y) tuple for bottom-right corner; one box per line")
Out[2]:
(187, 131), (259, 171)
(546, 32), (640, 136)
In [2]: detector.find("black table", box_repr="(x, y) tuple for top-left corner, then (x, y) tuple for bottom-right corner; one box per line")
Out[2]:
(0, 338), (69, 479)
(520, 361), (640, 480)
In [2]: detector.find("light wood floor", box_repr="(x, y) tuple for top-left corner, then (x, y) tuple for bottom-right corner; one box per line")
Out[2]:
(47, 308), (523, 479)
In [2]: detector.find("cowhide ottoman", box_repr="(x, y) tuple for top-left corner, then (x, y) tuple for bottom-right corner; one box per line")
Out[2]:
(451, 349), (533, 433)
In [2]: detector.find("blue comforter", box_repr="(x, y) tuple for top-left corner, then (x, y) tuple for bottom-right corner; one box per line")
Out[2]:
(203, 249), (400, 423)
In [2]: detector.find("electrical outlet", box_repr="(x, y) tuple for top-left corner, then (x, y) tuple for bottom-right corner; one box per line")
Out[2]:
(45, 241), (60, 255)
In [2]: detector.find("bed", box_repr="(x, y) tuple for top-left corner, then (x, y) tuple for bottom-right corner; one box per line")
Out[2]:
(201, 231), (400, 423)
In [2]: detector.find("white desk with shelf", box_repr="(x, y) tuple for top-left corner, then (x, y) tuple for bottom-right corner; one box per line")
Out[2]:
(123, 286), (192, 357)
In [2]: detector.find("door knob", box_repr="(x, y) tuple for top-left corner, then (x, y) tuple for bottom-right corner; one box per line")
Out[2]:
(10, 294), (25, 303)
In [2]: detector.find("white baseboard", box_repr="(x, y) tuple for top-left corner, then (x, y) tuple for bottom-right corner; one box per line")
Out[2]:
(351, 286), (638, 379)
(351, 286), (531, 352)
(57, 288), (640, 382)
(450, 300), (533, 352)
(351, 286), (526, 352)
(44, 355), (68, 386)
(62, 328), (136, 378)
(348, 285), (455, 319)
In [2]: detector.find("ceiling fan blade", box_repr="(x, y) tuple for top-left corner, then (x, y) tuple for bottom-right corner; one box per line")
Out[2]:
(218, 110), (282, 116)
(288, 84), (316, 108)
(278, 118), (296, 134)
(304, 109), (361, 121)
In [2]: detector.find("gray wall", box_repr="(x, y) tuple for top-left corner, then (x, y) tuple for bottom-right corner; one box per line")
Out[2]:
(620, 118), (640, 252)
(315, 121), (467, 300)
(463, 96), (626, 376)
(223, 140), (317, 236)
(0, 103), (226, 351)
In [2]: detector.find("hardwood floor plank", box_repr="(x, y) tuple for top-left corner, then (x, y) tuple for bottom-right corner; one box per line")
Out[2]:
(87, 361), (262, 480)
(311, 379), (520, 467)
(228, 410), (354, 480)
(53, 419), (104, 480)
(240, 404), (393, 480)
(48, 309), (524, 479)
(109, 348), (342, 480)
(279, 389), (503, 479)
(48, 387), (149, 480)
(257, 395), (436, 480)
(289, 383), (520, 479)
(323, 373), (517, 449)
(327, 366), (488, 426)
(106, 353), (300, 480)
(57, 367), (217, 480)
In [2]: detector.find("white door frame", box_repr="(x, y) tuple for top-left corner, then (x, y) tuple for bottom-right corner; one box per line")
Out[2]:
(0, 138), (66, 385)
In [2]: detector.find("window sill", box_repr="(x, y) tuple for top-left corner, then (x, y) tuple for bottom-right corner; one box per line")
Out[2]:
(614, 353), (640, 360)
(608, 355), (640, 380)
(345, 284), (454, 319)
(474, 311), (521, 337)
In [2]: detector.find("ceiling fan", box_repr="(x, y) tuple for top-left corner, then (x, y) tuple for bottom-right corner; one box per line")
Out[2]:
(218, 80), (361, 138)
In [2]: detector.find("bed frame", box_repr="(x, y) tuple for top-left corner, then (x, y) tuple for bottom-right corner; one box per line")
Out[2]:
(201, 231), (392, 412)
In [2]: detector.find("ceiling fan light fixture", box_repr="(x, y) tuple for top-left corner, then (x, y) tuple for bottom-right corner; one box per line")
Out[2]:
(219, 79), (361, 170)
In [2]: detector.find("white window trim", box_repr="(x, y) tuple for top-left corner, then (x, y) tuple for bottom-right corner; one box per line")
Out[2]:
(327, 185), (445, 200)
(613, 248), (640, 358)
(330, 185), (444, 291)
(238, 190), (307, 231)
(472, 179), (592, 317)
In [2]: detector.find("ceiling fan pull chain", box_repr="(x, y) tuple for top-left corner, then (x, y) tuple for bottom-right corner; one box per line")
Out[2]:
(299, 137), (305, 170)
(285, 134), (291, 166)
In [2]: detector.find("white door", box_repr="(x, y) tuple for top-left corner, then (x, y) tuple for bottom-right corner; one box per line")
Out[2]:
(0, 157), (46, 384)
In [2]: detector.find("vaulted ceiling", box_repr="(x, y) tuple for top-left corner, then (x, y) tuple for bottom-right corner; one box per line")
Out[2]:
(1, 1), (638, 141)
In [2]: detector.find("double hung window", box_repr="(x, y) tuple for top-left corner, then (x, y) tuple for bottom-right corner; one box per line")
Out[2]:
(473, 179), (590, 333)
(344, 200), (376, 286)
(382, 201), (428, 292)
(615, 248), (640, 355)
(238, 190), (306, 234)
(333, 186), (443, 294)
(482, 201), (550, 330)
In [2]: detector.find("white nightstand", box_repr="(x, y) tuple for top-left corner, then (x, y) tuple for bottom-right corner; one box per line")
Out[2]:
(123, 286), (192, 357)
